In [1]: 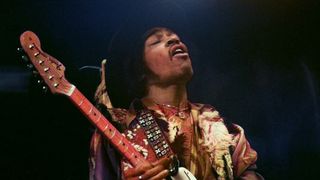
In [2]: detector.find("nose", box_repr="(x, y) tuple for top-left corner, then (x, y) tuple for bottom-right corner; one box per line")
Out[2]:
(166, 37), (180, 47)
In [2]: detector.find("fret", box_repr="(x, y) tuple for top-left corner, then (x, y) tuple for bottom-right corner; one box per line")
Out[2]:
(117, 138), (123, 146)
(123, 144), (129, 151)
(102, 124), (109, 132)
(95, 113), (102, 123)
(78, 97), (84, 106)
(110, 129), (116, 139)
(102, 126), (116, 139)
(130, 152), (138, 159)
(88, 106), (93, 114)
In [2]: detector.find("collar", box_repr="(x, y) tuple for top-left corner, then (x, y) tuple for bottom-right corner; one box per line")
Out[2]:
(141, 97), (190, 112)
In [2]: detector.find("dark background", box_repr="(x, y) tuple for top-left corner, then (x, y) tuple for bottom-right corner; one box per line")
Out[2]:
(1, 0), (319, 179)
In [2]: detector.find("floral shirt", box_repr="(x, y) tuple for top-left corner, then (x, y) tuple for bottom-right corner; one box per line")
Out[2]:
(89, 98), (263, 180)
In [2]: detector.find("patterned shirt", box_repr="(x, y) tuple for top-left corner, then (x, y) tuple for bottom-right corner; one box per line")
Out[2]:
(89, 98), (263, 180)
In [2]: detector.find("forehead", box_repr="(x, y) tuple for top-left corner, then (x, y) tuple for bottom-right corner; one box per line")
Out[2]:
(144, 28), (177, 41)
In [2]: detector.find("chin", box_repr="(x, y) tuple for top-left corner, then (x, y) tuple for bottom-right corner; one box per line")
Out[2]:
(174, 67), (193, 84)
(183, 65), (194, 79)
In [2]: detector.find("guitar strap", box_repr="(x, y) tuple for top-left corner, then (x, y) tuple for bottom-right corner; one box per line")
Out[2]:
(133, 99), (175, 159)
(130, 99), (181, 176)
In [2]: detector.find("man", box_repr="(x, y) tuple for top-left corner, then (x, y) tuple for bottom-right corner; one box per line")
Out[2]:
(90, 27), (263, 179)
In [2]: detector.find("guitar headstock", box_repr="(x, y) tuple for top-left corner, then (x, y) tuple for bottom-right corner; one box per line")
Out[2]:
(19, 31), (74, 96)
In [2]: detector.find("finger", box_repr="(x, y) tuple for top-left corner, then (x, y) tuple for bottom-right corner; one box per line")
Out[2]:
(124, 168), (145, 178)
(149, 170), (169, 180)
(151, 156), (172, 167)
(150, 170), (169, 180)
(142, 158), (171, 179)
(125, 163), (153, 178)
(143, 165), (169, 180)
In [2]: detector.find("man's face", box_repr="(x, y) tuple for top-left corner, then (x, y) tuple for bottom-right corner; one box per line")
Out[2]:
(143, 29), (193, 86)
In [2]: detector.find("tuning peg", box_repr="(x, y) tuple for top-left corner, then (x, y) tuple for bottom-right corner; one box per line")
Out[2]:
(32, 70), (39, 77)
(37, 79), (43, 84)
(32, 70), (39, 74)
(17, 47), (24, 53)
(27, 63), (34, 69)
(32, 73), (41, 79)
(56, 63), (62, 70)
(21, 55), (29, 63)
(42, 86), (48, 93)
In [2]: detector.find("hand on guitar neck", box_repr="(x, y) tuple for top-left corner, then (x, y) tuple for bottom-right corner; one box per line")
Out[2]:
(124, 156), (172, 180)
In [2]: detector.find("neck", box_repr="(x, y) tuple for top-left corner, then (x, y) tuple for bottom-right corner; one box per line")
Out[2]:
(145, 83), (188, 107)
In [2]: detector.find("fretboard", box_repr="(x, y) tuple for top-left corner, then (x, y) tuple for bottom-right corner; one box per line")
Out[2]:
(69, 87), (146, 166)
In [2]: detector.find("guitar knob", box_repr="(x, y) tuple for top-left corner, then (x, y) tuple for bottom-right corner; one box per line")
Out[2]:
(37, 79), (43, 84)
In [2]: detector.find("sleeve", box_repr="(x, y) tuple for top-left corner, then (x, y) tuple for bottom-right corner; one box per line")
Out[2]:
(89, 130), (121, 180)
(229, 124), (264, 180)
(88, 106), (127, 180)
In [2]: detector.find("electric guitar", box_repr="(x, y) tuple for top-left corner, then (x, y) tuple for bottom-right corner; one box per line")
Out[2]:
(19, 31), (196, 180)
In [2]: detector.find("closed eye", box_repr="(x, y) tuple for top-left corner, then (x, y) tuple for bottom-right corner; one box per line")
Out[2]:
(150, 40), (161, 45)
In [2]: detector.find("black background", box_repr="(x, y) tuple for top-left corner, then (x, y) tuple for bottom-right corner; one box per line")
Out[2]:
(1, 0), (319, 179)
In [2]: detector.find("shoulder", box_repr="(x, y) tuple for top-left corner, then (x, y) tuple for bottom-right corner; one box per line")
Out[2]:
(190, 102), (216, 111)
(191, 102), (240, 132)
(191, 102), (252, 138)
(192, 102), (235, 146)
(190, 103), (219, 116)
(191, 103), (259, 176)
(190, 103), (222, 122)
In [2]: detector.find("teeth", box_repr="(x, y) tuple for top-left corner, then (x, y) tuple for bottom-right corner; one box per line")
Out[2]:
(172, 47), (187, 57)
(175, 48), (183, 53)
(173, 48), (185, 56)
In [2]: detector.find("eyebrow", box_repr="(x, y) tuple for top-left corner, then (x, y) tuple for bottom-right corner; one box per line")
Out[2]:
(145, 28), (174, 39)
(151, 31), (177, 42)
(153, 32), (165, 39)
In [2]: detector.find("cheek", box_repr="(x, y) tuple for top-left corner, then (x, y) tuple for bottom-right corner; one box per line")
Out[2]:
(145, 51), (169, 73)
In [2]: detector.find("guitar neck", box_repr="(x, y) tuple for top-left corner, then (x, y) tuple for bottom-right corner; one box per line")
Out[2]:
(19, 30), (147, 168)
(68, 87), (146, 166)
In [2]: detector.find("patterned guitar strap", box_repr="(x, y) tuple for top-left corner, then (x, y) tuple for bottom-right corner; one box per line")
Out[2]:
(133, 100), (180, 176)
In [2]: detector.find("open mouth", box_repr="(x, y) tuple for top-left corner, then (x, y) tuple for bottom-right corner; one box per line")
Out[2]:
(171, 44), (188, 58)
